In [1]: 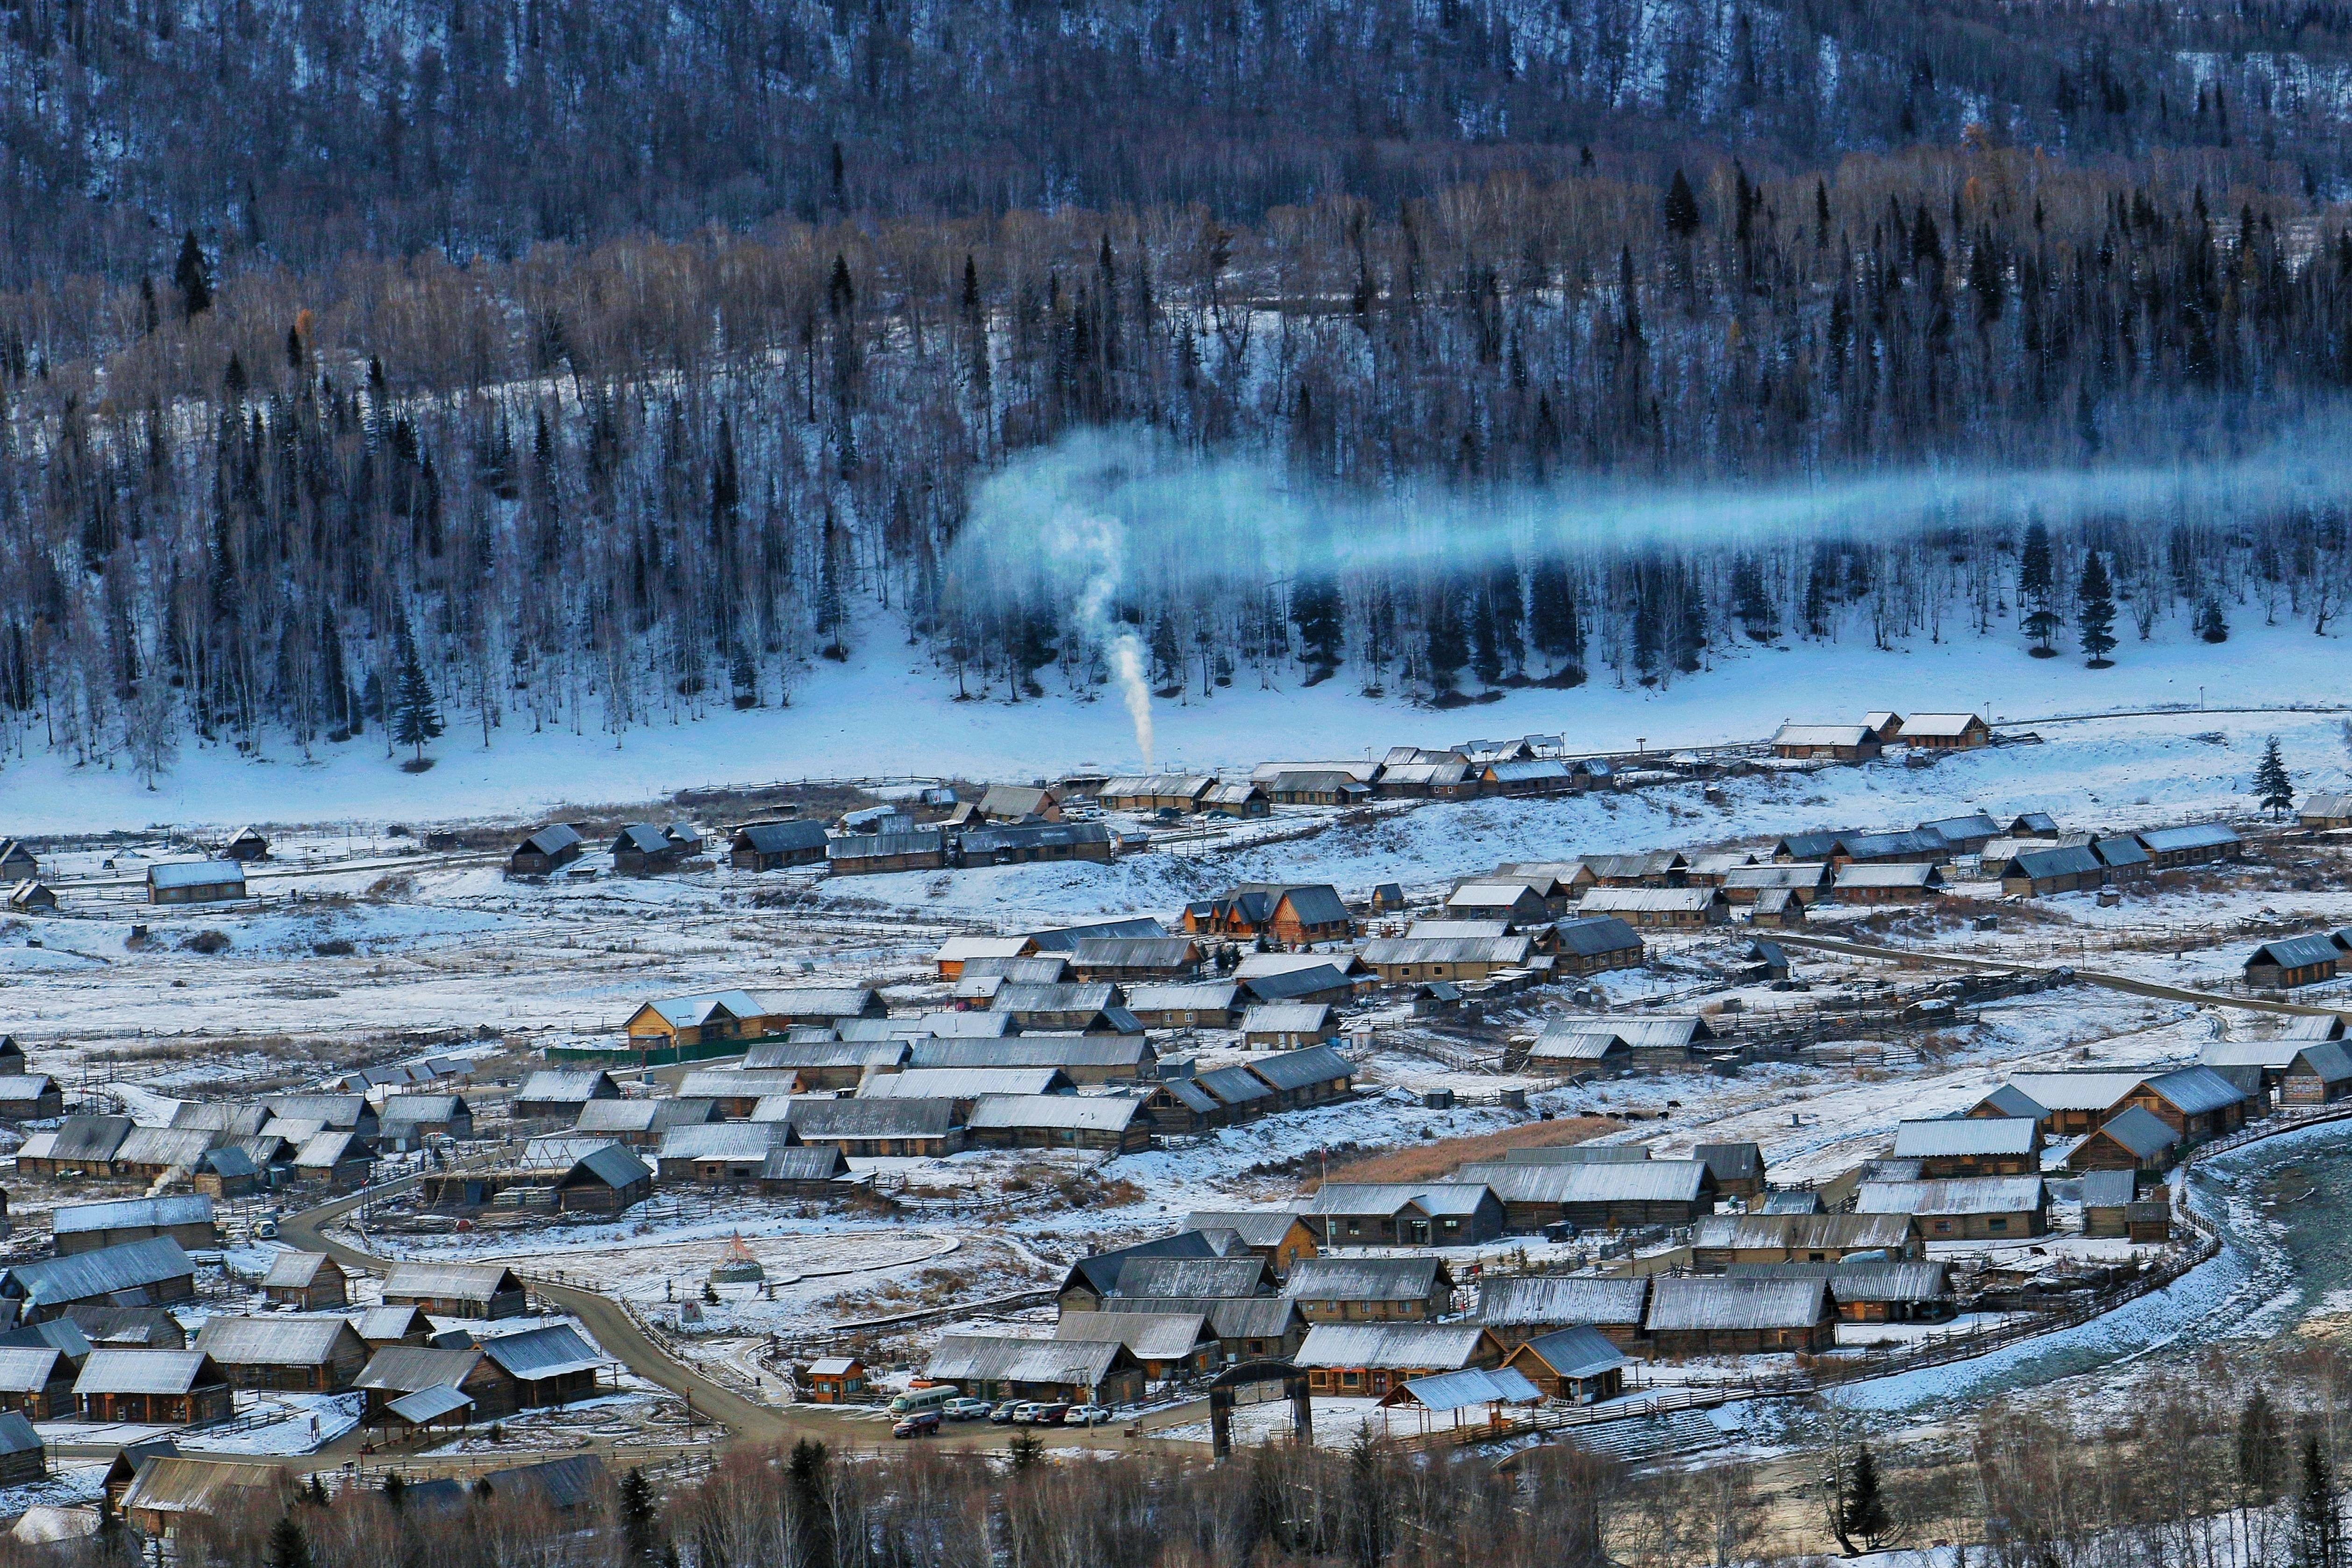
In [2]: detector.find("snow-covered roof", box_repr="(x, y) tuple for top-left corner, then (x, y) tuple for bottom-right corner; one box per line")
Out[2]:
(1889, 1118), (2037, 1160)
(1475, 1275), (1647, 1327)
(964, 1094), (1142, 1133)
(1512, 1326), (1628, 1380)
(1297, 1324), (1490, 1370)
(1388, 1366), (1543, 1410)
(1856, 1176), (2046, 1217)
(1645, 1276), (1831, 1332)
(147, 860), (245, 890)
(50, 1195), (214, 1235)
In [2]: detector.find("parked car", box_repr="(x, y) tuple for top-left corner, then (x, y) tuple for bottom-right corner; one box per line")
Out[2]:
(1008, 1402), (1046, 1425)
(1062, 1404), (1115, 1427)
(943, 1398), (993, 1421)
(892, 1411), (941, 1439)
(1030, 1402), (1071, 1425)
(988, 1401), (1020, 1425)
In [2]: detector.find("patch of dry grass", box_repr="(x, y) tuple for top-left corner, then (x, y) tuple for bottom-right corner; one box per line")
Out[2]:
(1307, 1115), (1619, 1189)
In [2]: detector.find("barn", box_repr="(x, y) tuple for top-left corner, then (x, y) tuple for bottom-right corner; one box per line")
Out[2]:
(2246, 934), (2341, 990)
(1889, 1117), (2042, 1177)
(1643, 1276), (1836, 1356)
(147, 861), (246, 905)
(1856, 1176), (2048, 1240)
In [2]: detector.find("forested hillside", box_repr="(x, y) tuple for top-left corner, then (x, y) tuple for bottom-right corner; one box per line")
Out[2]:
(4, 0), (2352, 772)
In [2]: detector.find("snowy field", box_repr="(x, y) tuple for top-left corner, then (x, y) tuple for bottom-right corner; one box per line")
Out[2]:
(0, 613), (2342, 834)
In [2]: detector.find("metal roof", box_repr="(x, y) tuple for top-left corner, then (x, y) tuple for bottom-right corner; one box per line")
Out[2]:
(676, 1070), (803, 1101)
(3, 1237), (193, 1307)
(910, 1011), (1025, 1038)
(1052, 1312), (1209, 1361)
(113, 1127), (223, 1170)
(827, 828), (948, 862)
(565, 1144), (653, 1190)
(379, 1095), (468, 1126)
(1101, 1294), (1301, 1340)
(292, 1131), (363, 1169)
(1125, 982), (1242, 1012)
(1839, 829), (1947, 861)
(0, 1346), (62, 1393)
(1069, 937), (1197, 968)
(990, 982), (1123, 1015)
(1690, 1213), (1917, 1252)
(43, 1116), (132, 1162)
(1181, 1212), (1301, 1247)
(788, 1099), (959, 1139)
(75, 1349), (217, 1395)
(193, 1316), (359, 1367)
(1297, 1324), (1491, 1369)
(1513, 1326), (1628, 1380)
(380, 1262), (523, 1304)
(119, 1458), (287, 1517)
(1646, 1276), (1831, 1332)
(261, 1252), (334, 1290)
(1835, 862), (1941, 888)
(1240, 1004), (1331, 1033)
(743, 1041), (909, 1072)
(1244, 1045), (1354, 1092)
(1361, 936), (1532, 966)
(1890, 1118), (2038, 1159)
(1857, 1177), (2047, 1217)
(515, 1071), (617, 1104)
(2292, 1043), (2352, 1083)
(934, 935), (1036, 964)
(1772, 724), (1872, 747)
(1553, 915), (1645, 956)
(1390, 1366), (1544, 1410)
(2141, 1065), (2252, 1115)
(2070, 1105), (2179, 1160)
(1021, 918), (1169, 951)
(1407, 920), (1513, 940)
(481, 1457), (607, 1512)
(965, 1094), (1142, 1133)
(51, 1196), (214, 1235)
(2076, 1169), (2138, 1207)
(759, 986), (881, 1019)
(2002, 1072), (2151, 1112)
(2252, 934), (2343, 970)
(908, 1034), (1147, 1072)
(1300, 1182), (1496, 1218)
(1577, 888), (1720, 913)
(2003, 844), (2105, 880)
(955, 958), (1069, 987)
(733, 821), (828, 854)
(479, 1323), (601, 1381)
(354, 1346), (486, 1393)
(2137, 822), (2241, 853)
(656, 1124), (790, 1162)
(861, 1068), (1069, 1100)
(762, 1147), (850, 1183)
(926, 1334), (1132, 1386)
(148, 860), (246, 890)
(1454, 1160), (1709, 1206)
(1284, 1256), (1445, 1302)
(1112, 1256), (1271, 1299)
(1476, 1275), (1648, 1327)
(387, 1385), (476, 1423)
(641, 991), (769, 1030)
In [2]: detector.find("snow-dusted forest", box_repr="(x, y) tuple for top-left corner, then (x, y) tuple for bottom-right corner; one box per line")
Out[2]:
(5, 0), (2352, 772)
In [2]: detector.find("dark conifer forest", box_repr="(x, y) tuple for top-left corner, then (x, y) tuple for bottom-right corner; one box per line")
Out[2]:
(5, 0), (2352, 766)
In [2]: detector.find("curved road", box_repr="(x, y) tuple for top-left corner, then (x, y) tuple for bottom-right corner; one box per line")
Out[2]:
(277, 1183), (1132, 1456)
(1772, 932), (2348, 1017)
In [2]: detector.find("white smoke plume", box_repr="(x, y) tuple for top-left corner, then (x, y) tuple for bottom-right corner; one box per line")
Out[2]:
(1037, 507), (1156, 770)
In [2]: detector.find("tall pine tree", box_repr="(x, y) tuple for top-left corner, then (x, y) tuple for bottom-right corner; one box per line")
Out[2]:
(392, 622), (445, 764)
(2077, 551), (2118, 666)
(2255, 735), (2295, 818)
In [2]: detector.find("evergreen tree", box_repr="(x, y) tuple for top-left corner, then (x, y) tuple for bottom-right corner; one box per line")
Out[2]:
(1470, 589), (1502, 686)
(2019, 520), (2054, 606)
(392, 623), (445, 763)
(1008, 1431), (1044, 1471)
(1424, 588), (1468, 696)
(2077, 551), (2118, 666)
(1730, 556), (1776, 641)
(1675, 574), (1706, 674)
(1664, 169), (1703, 237)
(380, 1470), (407, 1510)
(2256, 735), (2295, 818)
(1488, 564), (1525, 677)
(1528, 558), (1582, 678)
(1290, 575), (1344, 677)
(2239, 1387), (2288, 1503)
(1839, 1444), (1893, 1553)
(174, 230), (213, 318)
(620, 1467), (662, 1566)
(265, 1514), (313, 1568)
(2199, 596), (2231, 642)
(787, 1439), (837, 1568)
(2297, 1435), (2342, 1568)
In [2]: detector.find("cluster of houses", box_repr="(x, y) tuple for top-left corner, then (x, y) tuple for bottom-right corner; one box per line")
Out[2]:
(14, 1075), (487, 1195)
(0, 1185), (605, 1454)
(1769, 711), (1995, 763)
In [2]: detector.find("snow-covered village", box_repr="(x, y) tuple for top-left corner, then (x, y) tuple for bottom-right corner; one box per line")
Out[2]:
(24, 0), (2352, 1556)
(0, 671), (2347, 1562)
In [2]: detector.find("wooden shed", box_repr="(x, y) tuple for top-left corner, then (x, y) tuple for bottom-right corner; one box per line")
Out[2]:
(1644, 1276), (1836, 1356)
(193, 1316), (369, 1392)
(261, 1252), (349, 1310)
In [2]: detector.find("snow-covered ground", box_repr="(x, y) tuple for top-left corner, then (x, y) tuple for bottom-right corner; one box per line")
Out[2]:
(0, 611), (2342, 834)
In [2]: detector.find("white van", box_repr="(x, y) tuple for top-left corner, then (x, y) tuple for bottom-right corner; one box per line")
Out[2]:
(887, 1385), (960, 1417)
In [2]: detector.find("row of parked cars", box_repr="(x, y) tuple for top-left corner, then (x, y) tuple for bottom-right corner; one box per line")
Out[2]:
(891, 1397), (1116, 1437)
